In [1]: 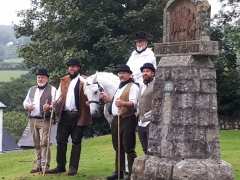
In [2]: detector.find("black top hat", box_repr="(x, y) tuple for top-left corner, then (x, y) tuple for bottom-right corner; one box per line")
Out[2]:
(117, 64), (132, 74)
(36, 68), (49, 78)
(66, 58), (81, 67)
(140, 63), (155, 73)
(135, 31), (147, 41)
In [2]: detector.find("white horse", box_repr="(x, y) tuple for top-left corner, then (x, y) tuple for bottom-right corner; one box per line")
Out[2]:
(84, 72), (120, 124)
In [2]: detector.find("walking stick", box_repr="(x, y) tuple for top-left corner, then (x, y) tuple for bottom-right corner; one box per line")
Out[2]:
(42, 92), (56, 176)
(118, 110), (120, 180)
(40, 99), (48, 175)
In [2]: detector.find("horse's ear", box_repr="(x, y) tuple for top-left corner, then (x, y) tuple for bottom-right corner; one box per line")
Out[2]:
(92, 72), (98, 83)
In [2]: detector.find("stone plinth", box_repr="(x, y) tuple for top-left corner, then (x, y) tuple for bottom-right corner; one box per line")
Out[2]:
(131, 0), (234, 178)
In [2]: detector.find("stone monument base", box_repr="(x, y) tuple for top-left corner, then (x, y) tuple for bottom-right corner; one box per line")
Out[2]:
(132, 156), (234, 180)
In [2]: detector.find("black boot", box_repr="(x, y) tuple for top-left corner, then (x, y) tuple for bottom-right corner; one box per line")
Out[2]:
(124, 151), (137, 180)
(68, 144), (81, 176)
(48, 144), (67, 174)
(106, 171), (124, 180)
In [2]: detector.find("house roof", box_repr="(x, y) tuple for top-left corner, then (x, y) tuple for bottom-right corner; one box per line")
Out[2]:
(2, 127), (20, 152)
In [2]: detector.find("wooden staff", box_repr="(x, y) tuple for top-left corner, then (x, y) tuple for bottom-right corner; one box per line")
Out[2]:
(40, 99), (48, 175)
(42, 92), (56, 176)
(118, 110), (120, 180)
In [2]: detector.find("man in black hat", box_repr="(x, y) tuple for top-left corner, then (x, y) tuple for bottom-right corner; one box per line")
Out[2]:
(48, 58), (92, 176)
(99, 64), (139, 180)
(126, 31), (156, 85)
(23, 68), (57, 174)
(137, 63), (155, 154)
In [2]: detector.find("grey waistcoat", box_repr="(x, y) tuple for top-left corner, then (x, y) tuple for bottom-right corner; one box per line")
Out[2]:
(29, 84), (52, 118)
(138, 82), (154, 122)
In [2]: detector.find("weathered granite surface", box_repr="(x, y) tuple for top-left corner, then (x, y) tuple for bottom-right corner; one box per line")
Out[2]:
(131, 0), (234, 179)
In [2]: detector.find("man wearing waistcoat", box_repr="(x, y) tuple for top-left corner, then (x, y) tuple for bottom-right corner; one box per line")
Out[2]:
(23, 68), (57, 173)
(138, 63), (155, 154)
(100, 64), (139, 180)
(126, 31), (156, 85)
(48, 58), (92, 176)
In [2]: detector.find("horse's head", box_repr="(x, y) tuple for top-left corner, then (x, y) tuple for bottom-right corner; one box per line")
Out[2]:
(84, 72), (104, 117)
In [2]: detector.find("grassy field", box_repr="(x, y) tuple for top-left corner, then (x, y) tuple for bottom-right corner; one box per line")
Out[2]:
(0, 130), (239, 180)
(0, 70), (29, 82)
(4, 58), (23, 63)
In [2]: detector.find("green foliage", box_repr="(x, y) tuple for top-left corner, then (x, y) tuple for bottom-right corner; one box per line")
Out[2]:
(3, 111), (28, 142)
(211, 4), (240, 117)
(14, 0), (168, 83)
(0, 78), (35, 111)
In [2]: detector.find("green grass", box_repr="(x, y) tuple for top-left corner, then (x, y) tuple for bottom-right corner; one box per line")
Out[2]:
(0, 130), (239, 180)
(4, 58), (23, 63)
(0, 70), (29, 82)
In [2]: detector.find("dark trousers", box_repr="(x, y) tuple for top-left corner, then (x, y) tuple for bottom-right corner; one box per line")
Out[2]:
(111, 114), (137, 171)
(55, 111), (86, 168)
(56, 111), (86, 145)
(137, 124), (149, 154)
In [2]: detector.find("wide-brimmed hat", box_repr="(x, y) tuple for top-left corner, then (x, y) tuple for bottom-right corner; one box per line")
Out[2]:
(117, 64), (132, 74)
(140, 63), (155, 73)
(135, 31), (147, 41)
(66, 58), (81, 67)
(36, 68), (49, 78)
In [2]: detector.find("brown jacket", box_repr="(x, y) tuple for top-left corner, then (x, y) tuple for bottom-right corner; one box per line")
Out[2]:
(58, 74), (92, 126)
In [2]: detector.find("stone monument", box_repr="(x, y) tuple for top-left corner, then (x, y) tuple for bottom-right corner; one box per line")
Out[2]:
(131, 0), (234, 179)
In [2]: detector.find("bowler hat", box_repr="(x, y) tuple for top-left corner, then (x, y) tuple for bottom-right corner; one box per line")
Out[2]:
(140, 63), (155, 73)
(36, 68), (49, 78)
(135, 31), (147, 41)
(117, 64), (132, 74)
(66, 58), (81, 67)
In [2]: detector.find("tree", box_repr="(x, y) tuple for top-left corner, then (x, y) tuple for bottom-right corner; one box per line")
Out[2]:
(14, 0), (167, 85)
(210, 3), (240, 116)
(0, 78), (35, 112)
(3, 111), (28, 142)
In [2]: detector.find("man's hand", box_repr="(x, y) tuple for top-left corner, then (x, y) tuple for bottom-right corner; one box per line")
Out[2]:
(86, 101), (90, 106)
(115, 98), (123, 107)
(100, 92), (105, 100)
(51, 100), (57, 107)
(26, 104), (35, 111)
(43, 104), (51, 112)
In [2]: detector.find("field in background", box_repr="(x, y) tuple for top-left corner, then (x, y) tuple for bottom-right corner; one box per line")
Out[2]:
(0, 70), (28, 82)
(4, 58), (23, 63)
(0, 130), (239, 180)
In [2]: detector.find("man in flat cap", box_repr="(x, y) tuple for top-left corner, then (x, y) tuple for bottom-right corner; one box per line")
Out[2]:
(127, 31), (156, 85)
(48, 58), (92, 176)
(23, 68), (57, 174)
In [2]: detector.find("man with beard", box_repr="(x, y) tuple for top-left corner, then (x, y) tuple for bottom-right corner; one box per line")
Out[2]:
(23, 68), (57, 174)
(126, 31), (156, 85)
(48, 58), (92, 176)
(137, 63), (155, 154)
(100, 64), (139, 180)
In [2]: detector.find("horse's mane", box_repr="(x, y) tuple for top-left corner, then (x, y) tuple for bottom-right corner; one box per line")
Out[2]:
(86, 72), (119, 84)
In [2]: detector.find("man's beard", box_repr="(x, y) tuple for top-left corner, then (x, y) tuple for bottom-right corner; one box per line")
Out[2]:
(37, 82), (46, 86)
(137, 46), (145, 51)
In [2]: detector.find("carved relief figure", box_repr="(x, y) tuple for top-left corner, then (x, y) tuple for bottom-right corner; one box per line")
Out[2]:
(170, 5), (196, 42)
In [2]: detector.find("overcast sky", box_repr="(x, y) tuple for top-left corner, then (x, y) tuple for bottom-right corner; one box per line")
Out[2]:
(0, 0), (222, 26)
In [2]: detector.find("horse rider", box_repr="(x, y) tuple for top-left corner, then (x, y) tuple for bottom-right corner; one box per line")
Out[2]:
(23, 68), (57, 174)
(126, 31), (156, 85)
(100, 64), (139, 180)
(48, 58), (92, 176)
(137, 63), (155, 154)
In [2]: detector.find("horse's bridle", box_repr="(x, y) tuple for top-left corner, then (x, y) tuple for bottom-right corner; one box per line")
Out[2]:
(87, 82), (104, 105)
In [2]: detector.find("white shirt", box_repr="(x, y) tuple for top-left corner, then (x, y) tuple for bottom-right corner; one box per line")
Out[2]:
(56, 75), (86, 111)
(23, 85), (57, 117)
(127, 48), (156, 84)
(138, 79), (155, 127)
(111, 83), (139, 116)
